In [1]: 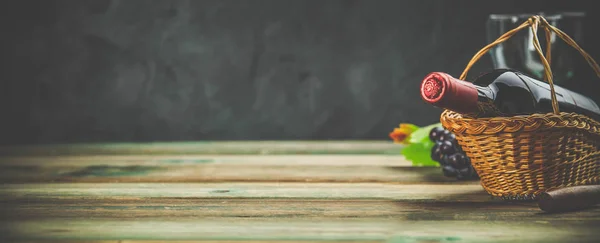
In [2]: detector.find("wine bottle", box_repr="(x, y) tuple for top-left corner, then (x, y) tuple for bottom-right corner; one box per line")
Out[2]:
(420, 69), (600, 121)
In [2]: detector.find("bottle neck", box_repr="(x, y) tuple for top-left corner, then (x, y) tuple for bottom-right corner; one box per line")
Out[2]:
(420, 72), (480, 114)
(471, 86), (503, 117)
(474, 85), (497, 107)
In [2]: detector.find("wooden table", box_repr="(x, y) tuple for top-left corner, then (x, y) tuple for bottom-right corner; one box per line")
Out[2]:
(1, 141), (599, 242)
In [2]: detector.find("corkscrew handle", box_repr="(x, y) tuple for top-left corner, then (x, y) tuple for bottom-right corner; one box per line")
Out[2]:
(459, 15), (600, 115)
(538, 185), (600, 213)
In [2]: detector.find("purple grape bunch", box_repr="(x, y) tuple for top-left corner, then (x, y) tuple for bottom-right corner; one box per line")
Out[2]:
(429, 127), (479, 180)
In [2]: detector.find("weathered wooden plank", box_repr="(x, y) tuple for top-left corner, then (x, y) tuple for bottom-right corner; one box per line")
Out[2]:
(0, 154), (410, 166)
(2, 241), (381, 243)
(0, 141), (402, 156)
(2, 218), (598, 242)
(0, 155), (454, 183)
(5, 183), (597, 222)
(3, 198), (599, 221)
(0, 165), (447, 183)
(1, 241), (380, 243)
(0, 183), (485, 201)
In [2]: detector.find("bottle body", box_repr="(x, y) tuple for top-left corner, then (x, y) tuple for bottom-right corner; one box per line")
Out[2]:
(420, 69), (600, 121)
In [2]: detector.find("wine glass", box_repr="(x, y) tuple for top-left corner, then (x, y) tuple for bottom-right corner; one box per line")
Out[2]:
(486, 12), (585, 85)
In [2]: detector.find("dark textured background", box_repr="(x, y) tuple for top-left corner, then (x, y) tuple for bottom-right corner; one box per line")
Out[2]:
(1, 0), (599, 145)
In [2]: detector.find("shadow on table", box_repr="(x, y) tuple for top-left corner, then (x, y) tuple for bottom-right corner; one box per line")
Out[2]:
(392, 189), (600, 221)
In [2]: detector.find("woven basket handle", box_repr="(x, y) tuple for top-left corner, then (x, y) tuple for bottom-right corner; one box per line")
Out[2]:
(460, 15), (600, 115)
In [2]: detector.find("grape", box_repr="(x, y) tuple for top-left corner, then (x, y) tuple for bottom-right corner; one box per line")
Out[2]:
(429, 127), (445, 142)
(438, 154), (449, 166)
(440, 132), (458, 149)
(428, 128), (479, 181)
(431, 142), (444, 162)
(440, 141), (456, 154)
(442, 165), (457, 177)
(456, 167), (475, 180)
(448, 153), (467, 168)
(442, 132), (456, 142)
(438, 130), (451, 141)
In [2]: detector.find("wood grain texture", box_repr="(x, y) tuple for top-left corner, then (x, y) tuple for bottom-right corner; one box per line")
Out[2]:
(1, 142), (599, 242)
(1, 182), (598, 242)
(0, 141), (402, 156)
(2, 241), (381, 243)
(0, 154), (454, 183)
(3, 196), (599, 221)
(0, 154), (410, 166)
(1, 241), (380, 243)
(2, 218), (599, 243)
(0, 183), (485, 201)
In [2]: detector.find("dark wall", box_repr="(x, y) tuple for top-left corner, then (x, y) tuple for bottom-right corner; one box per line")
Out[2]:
(1, 0), (599, 145)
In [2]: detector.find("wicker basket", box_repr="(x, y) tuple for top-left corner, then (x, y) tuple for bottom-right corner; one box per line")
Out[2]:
(440, 15), (600, 200)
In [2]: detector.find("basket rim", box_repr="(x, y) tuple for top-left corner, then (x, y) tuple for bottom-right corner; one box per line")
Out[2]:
(440, 109), (600, 136)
